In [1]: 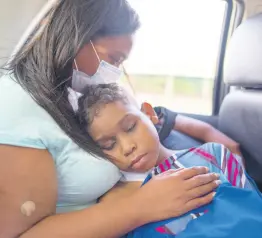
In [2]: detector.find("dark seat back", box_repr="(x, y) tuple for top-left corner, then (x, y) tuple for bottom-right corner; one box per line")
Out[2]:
(219, 14), (262, 183)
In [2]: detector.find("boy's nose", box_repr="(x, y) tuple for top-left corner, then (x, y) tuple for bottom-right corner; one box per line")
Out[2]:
(122, 140), (137, 157)
(124, 144), (136, 157)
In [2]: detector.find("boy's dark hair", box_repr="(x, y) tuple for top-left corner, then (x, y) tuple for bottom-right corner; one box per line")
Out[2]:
(78, 83), (128, 131)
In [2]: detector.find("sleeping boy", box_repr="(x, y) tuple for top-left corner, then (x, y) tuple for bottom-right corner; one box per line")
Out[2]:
(76, 83), (254, 236)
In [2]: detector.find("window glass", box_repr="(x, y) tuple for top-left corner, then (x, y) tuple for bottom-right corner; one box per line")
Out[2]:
(123, 0), (227, 115)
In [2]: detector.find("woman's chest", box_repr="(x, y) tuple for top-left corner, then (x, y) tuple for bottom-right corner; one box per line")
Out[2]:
(46, 133), (121, 213)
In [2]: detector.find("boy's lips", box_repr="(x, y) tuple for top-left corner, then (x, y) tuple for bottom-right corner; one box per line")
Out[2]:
(130, 153), (148, 167)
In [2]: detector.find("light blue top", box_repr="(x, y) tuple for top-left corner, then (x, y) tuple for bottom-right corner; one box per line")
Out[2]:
(0, 74), (121, 213)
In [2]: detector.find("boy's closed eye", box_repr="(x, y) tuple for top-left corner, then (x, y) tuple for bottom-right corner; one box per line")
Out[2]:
(98, 139), (116, 151)
(124, 121), (137, 132)
(97, 121), (137, 151)
(119, 115), (138, 131)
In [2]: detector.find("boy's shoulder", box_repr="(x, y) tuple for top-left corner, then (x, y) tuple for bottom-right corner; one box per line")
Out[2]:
(154, 143), (224, 175)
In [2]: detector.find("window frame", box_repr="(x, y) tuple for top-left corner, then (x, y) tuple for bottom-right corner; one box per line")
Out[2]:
(212, 0), (245, 115)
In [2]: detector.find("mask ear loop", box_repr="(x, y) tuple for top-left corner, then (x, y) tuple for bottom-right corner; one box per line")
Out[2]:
(74, 59), (79, 71)
(90, 40), (101, 63)
(122, 65), (136, 96)
(71, 59), (81, 109)
(74, 40), (100, 72)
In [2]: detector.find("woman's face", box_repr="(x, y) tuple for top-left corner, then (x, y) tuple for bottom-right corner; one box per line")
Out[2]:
(74, 35), (134, 75)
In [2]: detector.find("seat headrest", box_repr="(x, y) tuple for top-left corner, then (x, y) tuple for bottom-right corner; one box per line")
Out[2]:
(224, 14), (262, 87)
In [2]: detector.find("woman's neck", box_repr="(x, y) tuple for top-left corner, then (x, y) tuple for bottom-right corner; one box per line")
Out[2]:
(156, 145), (175, 165)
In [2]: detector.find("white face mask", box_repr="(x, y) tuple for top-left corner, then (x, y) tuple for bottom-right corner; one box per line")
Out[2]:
(72, 41), (122, 93)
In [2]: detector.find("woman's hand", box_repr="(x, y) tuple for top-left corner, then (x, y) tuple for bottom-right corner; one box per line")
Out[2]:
(131, 167), (220, 224)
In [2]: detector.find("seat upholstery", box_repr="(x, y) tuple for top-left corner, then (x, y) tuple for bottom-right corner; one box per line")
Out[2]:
(219, 14), (262, 183)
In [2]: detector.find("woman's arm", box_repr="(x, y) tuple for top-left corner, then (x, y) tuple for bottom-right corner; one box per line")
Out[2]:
(0, 145), (219, 238)
(99, 181), (141, 203)
(21, 192), (147, 238)
(0, 145), (146, 238)
(174, 115), (241, 155)
(0, 145), (57, 238)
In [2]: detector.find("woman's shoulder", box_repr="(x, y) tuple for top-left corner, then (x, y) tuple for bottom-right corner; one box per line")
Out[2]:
(0, 74), (73, 149)
(0, 74), (51, 149)
(0, 74), (86, 156)
(0, 74), (81, 154)
(0, 73), (49, 115)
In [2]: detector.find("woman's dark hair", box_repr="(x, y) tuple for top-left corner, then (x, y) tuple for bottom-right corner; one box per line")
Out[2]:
(6, 0), (140, 157)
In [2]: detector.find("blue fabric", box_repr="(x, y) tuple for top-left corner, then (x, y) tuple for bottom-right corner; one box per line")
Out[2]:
(126, 143), (256, 237)
(157, 125), (202, 150)
(128, 176), (262, 238)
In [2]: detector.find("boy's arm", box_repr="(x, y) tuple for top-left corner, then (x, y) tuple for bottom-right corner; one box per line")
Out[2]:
(174, 115), (241, 155)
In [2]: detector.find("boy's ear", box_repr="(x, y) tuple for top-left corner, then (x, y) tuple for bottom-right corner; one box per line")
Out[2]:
(141, 102), (159, 125)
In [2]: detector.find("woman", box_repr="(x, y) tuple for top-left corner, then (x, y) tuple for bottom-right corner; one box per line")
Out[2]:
(0, 1), (230, 237)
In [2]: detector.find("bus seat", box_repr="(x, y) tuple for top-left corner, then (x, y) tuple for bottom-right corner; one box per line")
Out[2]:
(219, 13), (262, 184)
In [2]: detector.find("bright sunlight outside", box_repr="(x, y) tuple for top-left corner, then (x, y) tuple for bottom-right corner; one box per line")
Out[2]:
(123, 0), (227, 115)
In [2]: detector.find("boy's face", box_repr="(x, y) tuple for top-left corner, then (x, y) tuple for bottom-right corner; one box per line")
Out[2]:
(88, 101), (160, 172)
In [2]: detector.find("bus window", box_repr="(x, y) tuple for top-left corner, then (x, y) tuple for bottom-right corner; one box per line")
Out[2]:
(123, 0), (227, 115)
